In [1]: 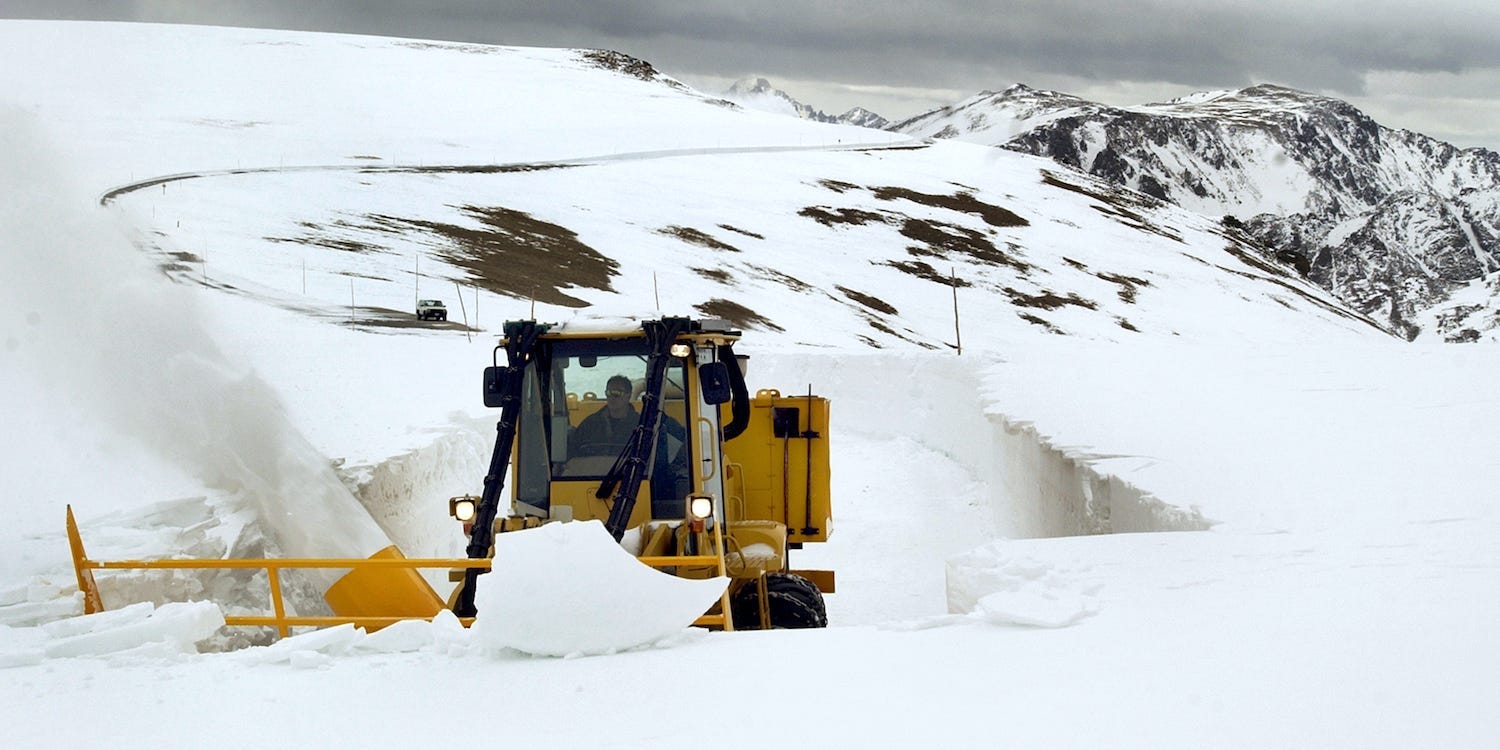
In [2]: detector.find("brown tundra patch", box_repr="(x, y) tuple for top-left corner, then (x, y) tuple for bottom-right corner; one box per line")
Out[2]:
(1004, 288), (1098, 311)
(872, 186), (1029, 228)
(371, 206), (617, 308)
(659, 225), (741, 252)
(694, 298), (784, 332)
(836, 285), (899, 315)
(798, 206), (892, 227)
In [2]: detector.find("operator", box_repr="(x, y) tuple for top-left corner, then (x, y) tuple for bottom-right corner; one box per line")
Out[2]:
(570, 375), (648, 456)
(570, 374), (691, 512)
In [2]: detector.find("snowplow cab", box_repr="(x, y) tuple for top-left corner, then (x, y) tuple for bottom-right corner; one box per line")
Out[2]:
(453, 316), (834, 629)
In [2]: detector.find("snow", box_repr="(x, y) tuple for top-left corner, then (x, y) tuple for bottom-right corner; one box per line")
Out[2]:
(471, 520), (729, 657)
(2, 20), (1499, 749)
(946, 544), (1099, 627)
(40, 601), (225, 660)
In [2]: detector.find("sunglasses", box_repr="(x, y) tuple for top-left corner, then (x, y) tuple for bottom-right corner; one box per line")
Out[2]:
(606, 389), (629, 398)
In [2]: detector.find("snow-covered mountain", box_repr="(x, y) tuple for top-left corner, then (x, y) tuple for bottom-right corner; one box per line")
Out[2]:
(832, 105), (889, 130)
(724, 77), (889, 129)
(894, 83), (1500, 341)
(0, 21), (1379, 350)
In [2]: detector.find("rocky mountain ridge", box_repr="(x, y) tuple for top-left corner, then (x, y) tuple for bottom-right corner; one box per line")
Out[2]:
(889, 83), (1500, 341)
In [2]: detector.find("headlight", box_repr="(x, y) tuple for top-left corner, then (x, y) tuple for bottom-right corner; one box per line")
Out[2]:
(669, 343), (692, 358)
(449, 495), (477, 522)
(688, 495), (714, 520)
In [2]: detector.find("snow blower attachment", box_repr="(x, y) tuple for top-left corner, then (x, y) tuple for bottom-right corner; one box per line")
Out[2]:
(66, 316), (833, 639)
(66, 505), (451, 636)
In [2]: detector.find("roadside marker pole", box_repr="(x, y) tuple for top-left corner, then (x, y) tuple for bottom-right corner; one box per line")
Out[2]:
(952, 266), (962, 356)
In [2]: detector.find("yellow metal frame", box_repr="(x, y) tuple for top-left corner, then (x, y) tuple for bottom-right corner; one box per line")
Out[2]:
(67, 505), (737, 637)
(68, 506), (486, 637)
(638, 512), (735, 630)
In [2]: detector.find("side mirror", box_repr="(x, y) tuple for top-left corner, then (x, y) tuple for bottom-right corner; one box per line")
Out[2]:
(482, 366), (507, 408)
(698, 362), (732, 405)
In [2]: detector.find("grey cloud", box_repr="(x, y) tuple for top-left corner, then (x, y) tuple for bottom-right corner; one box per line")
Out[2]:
(7, 0), (1500, 128)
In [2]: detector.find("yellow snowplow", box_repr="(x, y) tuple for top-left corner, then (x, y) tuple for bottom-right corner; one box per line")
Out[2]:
(67, 315), (833, 636)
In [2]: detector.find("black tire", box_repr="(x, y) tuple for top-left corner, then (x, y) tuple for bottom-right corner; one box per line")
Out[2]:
(766, 572), (825, 610)
(731, 573), (827, 629)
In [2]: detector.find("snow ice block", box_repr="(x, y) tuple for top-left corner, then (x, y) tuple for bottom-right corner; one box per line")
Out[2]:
(472, 520), (727, 657)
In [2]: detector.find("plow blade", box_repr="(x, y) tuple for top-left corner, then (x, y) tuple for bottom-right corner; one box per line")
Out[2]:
(324, 545), (444, 620)
(471, 520), (728, 657)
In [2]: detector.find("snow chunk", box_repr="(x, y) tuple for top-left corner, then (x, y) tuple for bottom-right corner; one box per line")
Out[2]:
(946, 543), (1098, 628)
(290, 650), (333, 670)
(471, 520), (728, 657)
(37, 601), (224, 659)
(428, 608), (470, 655)
(353, 618), (436, 653)
(0, 582), (27, 607)
(40, 601), (156, 638)
(246, 623), (363, 664)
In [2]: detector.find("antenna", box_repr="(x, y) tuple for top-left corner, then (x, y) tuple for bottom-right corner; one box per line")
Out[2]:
(654, 272), (660, 312)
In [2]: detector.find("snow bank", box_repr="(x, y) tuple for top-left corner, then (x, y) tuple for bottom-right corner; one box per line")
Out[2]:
(991, 414), (1211, 536)
(350, 418), (491, 591)
(751, 349), (1205, 538)
(471, 520), (728, 657)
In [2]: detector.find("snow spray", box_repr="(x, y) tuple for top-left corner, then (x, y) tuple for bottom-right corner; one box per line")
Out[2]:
(0, 107), (392, 592)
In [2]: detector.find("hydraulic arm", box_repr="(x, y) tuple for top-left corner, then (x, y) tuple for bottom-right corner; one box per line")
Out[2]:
(454, 319), (548, 617)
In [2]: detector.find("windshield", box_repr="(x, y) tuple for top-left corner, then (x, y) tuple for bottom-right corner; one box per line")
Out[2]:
(514, 338), (691, 514)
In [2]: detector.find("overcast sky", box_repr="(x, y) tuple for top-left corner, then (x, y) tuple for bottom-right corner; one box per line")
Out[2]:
(7, 1), (1500, 149)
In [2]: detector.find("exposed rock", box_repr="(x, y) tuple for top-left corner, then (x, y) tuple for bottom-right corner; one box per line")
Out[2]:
(893, 82), (1500, 339)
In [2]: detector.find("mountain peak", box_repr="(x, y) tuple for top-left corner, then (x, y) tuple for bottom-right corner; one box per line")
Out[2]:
(837, 106), (890, 130)
(721, 77), (887, 128)
(1161, 83), (1348, 116)
(989, 83), (1094, 110)
(727, 77), (775, 96)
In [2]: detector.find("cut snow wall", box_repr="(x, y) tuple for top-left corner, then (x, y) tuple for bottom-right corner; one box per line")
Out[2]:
(346, 418), (491, 592)
(993, 414), (1209, 537)
(750, 350), (1207, 539)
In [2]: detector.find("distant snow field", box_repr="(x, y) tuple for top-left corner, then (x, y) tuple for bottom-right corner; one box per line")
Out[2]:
(2, 20), (1498, 750)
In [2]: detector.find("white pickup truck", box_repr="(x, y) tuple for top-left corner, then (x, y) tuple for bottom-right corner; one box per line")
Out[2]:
(416, 299), (447, 321)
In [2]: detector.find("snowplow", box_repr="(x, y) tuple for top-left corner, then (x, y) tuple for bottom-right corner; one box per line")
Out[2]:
(66, 315), (834, 638)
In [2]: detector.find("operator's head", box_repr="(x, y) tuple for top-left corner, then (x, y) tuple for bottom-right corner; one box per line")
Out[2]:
(604, 375), (633, 416)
